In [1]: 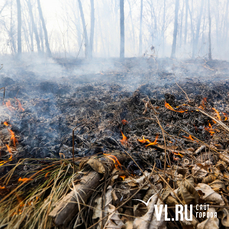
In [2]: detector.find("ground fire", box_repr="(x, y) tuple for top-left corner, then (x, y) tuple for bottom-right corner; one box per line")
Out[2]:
(1, 59), (229, 229)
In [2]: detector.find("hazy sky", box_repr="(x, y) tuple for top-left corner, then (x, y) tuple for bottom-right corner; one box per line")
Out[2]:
(0, 0), (229, 59)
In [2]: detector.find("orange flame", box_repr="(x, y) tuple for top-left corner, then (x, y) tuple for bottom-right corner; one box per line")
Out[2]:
(121, 119), (128, 125)
(18, 177), (33, 183)
(5, 100), (16, 111)
(3, 121), (9, 126)
(212, 108), (221, 121)
(120, 131), (128, 145)
(204, 122), (215, 136)
(119, 175), (126, 180)
(223, 112), (228, 121)
(172, 152), (184, 158)
(138, 135), (158, 147)
(165, 102), (186, 113)
(0, 145), (13, 166)
(0, 186), (5, 189)
(104, 153), (122, 169)
(183, 135), (195, 141)
(45, 172), (50, 178)
(146, 135), (159, 147)
(137, 136), (151, 144)
(11, 194), (25, 216)
(15, 97), (25, 112)
(6, 144), (13, 160)
(201, 97), (207, 108)
(8, 129), (18, 147)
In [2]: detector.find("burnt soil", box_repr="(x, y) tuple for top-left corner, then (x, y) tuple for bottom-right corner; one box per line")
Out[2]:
(1, 57), (229, 228)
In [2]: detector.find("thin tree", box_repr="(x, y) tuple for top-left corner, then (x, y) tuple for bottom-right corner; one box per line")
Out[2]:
(37, 0), (51, 56)
(208, 0), (212, 60)
(16, 0), (22, 54)
(90, 0), (95, 58)
(184, 0), (188, 44)
(171, 0), (179, 58)
(223, 1), (229, 43)
(0, 1), (7, 15)
(139, 0), (143, 55)
(127, 0), (135, 53)
(120, 0), (124, 58)
(162, 0), (166, 55)
(27, 0), (41, 52)
(78, 0), (89, 58)
(192, 0), (204, 58)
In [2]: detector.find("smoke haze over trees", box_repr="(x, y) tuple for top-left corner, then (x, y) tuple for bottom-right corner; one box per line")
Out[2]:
(0, 0), (228, 60)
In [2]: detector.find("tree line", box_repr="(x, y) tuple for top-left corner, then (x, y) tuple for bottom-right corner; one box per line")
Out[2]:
(0, 0), (228, 60)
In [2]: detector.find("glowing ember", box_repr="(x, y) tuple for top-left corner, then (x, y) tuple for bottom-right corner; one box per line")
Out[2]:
(45, 172), (50, 178)
(0, 161), (7, 166)
(0, 186), (5, 189)
(201, 97), (207, 108)
(212, 108), (221, 121)
(120, 131), (128, 145)
(119, 175), (126, 180)
(165, 102), (186, 113)
(0, 145), (13, 166)
(15, 97), (25, 112)
(183, 135), (195, 141)
(18, 177), (33, 183)
(3, 121), (9, 126)
(121, 119), (128, 125)
(8, 129), (18, 147)
(104, 153), (122, 169)
(146, 135), (158, 147)
(5, 100), (15, 111)
(223, 112), (228, 121)
(138, 135), (158, 147)
(204, 122), (215, 136)
(6, 144), (13, 160)
(13, 194), (25, 215)
(137, 136), (150, 144)
(172, 152), (184, 158)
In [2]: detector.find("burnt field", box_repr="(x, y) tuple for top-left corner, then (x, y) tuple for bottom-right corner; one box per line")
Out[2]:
(1, 57), (229, 228)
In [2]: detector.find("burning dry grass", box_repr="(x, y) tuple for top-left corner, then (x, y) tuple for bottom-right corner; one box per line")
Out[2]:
(2, 81), (229, 228)
(0, 158), (78, 229)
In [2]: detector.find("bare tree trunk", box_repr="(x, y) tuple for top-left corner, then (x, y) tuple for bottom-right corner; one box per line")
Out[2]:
(162, 0), (166, 55)
(120, 0), (125, 58)
(27, 0), (41, 52)
(39, 20), (44, 52)
(224, 1), (229, 43)
(16, 0), (22, 54)
(184, 0), (188, 45)
(139, 0), (143, 56)
(29, 21), (34, 52)
(0, 1), (7, 15)
(192, 0), (204, 58)
(215, 0), (219, 47)
(179, 0), (184, 47)
(78, 0), (89, 58)
(127, 0), (135, 55)
(208, 0), (212, 60)
(9, 0), (16, 54)
(187, 1), (194, 56)
(171, 0), (179, 58)
(90, 0), (94, 58)
(37, 0), (51, 56)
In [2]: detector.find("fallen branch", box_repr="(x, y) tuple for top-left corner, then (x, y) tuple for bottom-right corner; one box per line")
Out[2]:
(49, 151), (128, 226)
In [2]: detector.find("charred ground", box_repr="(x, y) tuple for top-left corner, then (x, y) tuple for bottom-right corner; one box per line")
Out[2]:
(0, 57), (229, 228)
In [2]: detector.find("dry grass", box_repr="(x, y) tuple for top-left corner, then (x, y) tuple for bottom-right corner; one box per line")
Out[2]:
(0, 158), (79, 229)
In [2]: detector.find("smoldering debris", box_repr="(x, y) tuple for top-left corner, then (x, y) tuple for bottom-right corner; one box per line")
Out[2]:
(0, 58), (229, 228)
